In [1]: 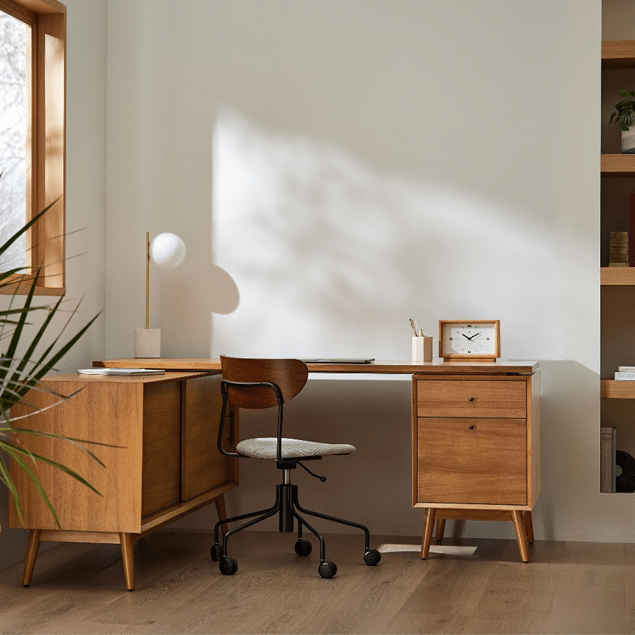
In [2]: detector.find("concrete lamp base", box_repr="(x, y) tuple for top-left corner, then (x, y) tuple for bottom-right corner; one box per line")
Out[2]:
(134, 328), (161, 359)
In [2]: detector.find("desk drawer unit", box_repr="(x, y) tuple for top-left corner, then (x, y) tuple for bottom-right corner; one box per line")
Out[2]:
(412, 372), (540, 562)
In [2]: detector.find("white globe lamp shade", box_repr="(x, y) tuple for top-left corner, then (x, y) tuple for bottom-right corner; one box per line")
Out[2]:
(149, 232), (186, 269)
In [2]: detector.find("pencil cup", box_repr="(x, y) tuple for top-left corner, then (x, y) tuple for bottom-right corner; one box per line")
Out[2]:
(412, 336), (433, 363)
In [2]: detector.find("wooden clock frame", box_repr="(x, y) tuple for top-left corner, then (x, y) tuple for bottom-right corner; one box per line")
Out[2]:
(438, 320), (501, 361)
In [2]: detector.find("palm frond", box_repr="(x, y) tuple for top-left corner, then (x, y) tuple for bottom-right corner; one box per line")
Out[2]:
(0, 185), (104, 528)
(6, 426), (115, 468)
(0, 448), (59, 527)
(5, 442), (102, 497)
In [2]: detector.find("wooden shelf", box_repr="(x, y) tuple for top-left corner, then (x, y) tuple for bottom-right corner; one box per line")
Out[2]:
(602, 40), (635, 68)
(602, 379), (635, 399)
(601, 154), (635, 176)
(601, 267), (635, 285)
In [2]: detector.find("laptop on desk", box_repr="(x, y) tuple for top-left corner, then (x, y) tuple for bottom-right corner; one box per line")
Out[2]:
(301, 358), (375, 364)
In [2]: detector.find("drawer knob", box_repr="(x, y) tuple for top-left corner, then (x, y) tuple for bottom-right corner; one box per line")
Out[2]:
(468, 397), (474, 402)
(468, 425), (474, 429)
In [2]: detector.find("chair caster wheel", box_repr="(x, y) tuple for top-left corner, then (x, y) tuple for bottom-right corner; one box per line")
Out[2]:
(219, 557), (238, 576)
(364, 548), (381, 566)
(318, 561), (337, 579)
(210, 544), (222, 561)
(295, 538), (312, 557)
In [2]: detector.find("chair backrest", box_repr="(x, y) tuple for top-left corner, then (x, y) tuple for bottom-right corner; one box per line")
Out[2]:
(219, 356), (309, 409)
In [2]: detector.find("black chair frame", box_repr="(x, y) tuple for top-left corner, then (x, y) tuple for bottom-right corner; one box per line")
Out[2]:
(210, 378), (380, 578)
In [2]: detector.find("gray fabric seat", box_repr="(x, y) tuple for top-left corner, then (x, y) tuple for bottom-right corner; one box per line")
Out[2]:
(236, 437), (355, 460)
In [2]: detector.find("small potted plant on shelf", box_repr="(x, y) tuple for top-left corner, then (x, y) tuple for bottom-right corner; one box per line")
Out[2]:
(609, 89), (635, 154)
(0, 195), (104, 535)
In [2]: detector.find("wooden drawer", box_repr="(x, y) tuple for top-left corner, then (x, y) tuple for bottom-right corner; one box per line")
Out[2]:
(416, 379), (526, 418)
(416, 417), (527, 505)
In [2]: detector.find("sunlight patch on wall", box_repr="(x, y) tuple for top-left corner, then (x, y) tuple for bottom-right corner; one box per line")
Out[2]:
(212, 109), (561, 361)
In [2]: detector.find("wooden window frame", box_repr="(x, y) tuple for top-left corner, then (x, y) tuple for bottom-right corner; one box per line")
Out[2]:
(0, 0), (65, 296)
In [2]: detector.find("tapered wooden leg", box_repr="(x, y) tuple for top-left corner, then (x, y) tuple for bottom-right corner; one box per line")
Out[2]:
(511, 510), (530, 562)
(119, 533), (135, 591)
(523, 511), (534, 544)
(22, 529), (41, 587)
(215, 494), (229, 535)
(435, 518), (446, 542)
(421, 508), (436, 559)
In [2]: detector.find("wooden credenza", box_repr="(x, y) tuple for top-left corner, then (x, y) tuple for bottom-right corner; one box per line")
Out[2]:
(412, 368), (540, 562)
(9, 371), (238, 590)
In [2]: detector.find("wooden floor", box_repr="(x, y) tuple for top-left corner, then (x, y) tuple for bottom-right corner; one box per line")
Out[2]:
(0, 530), (632, 634)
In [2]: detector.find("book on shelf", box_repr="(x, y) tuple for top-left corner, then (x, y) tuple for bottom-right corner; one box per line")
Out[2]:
(618, 366), (635, 372)
(614, 371), (635, 380)
(630, 194), (635, 266)
(77, 368), (165, 376)
(601, 427), (616, 493)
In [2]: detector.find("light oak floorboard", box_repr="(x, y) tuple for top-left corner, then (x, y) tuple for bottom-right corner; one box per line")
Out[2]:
(541, 541), (625, 635)
(462, 540), (565, 634)
(624, 543), (635, 634)
(0, 531), (634, 634)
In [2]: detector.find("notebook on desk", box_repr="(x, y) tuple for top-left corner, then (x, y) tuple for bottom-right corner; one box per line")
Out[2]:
(301, 358), (375, 364)
(78, 368), (165, 376)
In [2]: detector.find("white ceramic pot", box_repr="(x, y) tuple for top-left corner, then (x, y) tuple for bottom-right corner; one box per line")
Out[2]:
(622, 126), (635, 153)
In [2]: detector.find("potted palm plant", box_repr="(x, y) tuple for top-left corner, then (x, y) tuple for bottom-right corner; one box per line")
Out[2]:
(0, 201), (103, 531)
(609, 89), (635, 154)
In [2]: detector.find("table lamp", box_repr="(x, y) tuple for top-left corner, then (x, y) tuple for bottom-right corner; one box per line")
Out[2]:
(134, 231), (186, 358)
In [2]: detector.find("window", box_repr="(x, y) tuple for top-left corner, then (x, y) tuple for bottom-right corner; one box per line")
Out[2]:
(0, 0), (65, 296)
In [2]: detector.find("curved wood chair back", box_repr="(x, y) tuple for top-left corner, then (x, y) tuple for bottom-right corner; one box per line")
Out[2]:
(220, 356), (309, 409)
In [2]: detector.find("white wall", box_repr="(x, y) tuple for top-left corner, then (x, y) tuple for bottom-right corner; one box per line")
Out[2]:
(102, 0), (614, 544)
(0, 0), (108, 571)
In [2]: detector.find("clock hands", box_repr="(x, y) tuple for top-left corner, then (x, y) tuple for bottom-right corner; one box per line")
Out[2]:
(462, 332), (481, 341)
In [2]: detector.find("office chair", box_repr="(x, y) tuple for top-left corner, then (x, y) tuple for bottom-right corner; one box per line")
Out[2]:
(210, 356), (381, 579)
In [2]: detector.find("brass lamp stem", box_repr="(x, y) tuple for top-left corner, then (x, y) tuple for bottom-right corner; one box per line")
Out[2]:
(145, 231), (150, 329)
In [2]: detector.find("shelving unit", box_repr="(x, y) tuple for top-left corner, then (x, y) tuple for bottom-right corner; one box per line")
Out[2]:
(601, 39), (635, 399)
(600, 40), (635, 489)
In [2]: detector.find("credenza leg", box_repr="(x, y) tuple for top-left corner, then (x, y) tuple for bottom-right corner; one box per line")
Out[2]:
(215, 494), (229, 535)
(523, 511), (534, 544)
(435, 518), (446, 542)
(119, 533), (135, 591)
(421, 508), (436, 559)
(22, 529), (41, 586)
(511, 510), (530, 563)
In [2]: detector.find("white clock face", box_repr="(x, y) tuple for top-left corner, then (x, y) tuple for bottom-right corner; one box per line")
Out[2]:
(442, 322), (498, 356)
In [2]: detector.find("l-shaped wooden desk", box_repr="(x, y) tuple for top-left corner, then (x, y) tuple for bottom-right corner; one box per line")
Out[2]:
(11, 358), (539, 590)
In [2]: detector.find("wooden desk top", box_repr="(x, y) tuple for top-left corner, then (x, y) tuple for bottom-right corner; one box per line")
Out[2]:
(95, 358), (538, 376)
